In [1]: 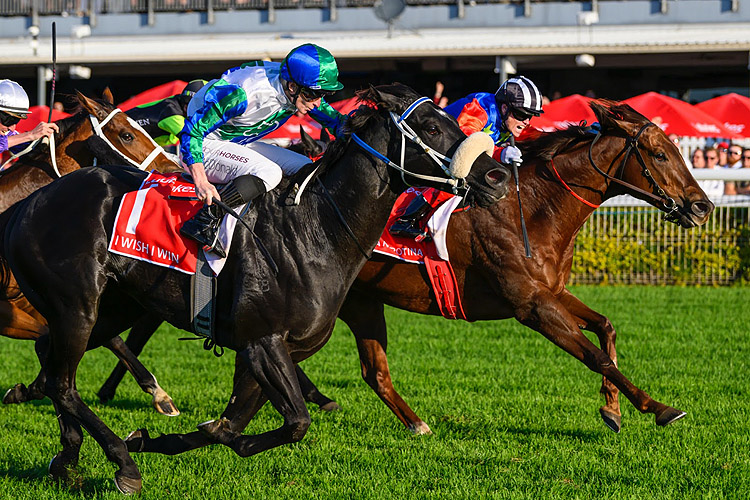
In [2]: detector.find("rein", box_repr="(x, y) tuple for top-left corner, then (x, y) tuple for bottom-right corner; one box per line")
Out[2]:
(553, 122), (680, 223)
(90, 108), (167, 170)
(351, 96), (467, 194)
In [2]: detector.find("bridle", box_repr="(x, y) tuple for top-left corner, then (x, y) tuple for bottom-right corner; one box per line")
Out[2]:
(90, 108), (168, 170)
(554, 122), (681, 223)
(351, 96), (468, 195)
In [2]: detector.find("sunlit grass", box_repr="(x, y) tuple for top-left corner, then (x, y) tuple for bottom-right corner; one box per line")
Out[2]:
(0, 286), (746, 499)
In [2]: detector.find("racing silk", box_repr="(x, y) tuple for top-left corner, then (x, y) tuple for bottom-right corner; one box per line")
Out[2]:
(126, 95), (189, 147)
(180, 61), (344, 166)
(444, 92), (511, 146)
(0, 129), (19, 154)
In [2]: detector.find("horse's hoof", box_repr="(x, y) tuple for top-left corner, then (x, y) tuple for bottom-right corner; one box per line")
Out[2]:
(3, 383), (26, 405)
(655, 407), (687, 427)
(319, 401), (342, 412)
(599, 408), (622, 433)
(409, 421), (433, 435)
(152, 394), (180, 417)
(114, 470), (142, 495)
(124, 429), (150, 452)
(48, 454), (70, 482)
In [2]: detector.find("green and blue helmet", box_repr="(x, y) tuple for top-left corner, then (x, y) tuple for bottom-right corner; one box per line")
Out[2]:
(280, 44), (344, 93)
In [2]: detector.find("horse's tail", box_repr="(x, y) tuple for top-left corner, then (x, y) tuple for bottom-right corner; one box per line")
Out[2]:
(0, 202), (24, 301)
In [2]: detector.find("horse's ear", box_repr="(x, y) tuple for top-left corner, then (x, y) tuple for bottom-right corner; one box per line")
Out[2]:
(320, 128), (330, 144)
(298, 126), (323, 158)
(76, 90), (109, 120)
(102, 87), (114, 105)
(590, 99), (638, 135)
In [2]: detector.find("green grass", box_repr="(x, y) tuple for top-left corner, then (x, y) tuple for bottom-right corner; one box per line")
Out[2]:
(0, 286), (747, 499)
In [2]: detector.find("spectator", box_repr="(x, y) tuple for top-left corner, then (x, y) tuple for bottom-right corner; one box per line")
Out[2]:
(432, 81), (448, 108)
(725, 144), (742, 169)
(697, 147), (725, 200)
(725, 148), (750, 196)
(716, 141), (729, 167)
(690, 148), (705, 169)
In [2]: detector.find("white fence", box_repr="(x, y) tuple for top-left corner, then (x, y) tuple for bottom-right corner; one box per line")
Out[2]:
(569, 168), (750, 286)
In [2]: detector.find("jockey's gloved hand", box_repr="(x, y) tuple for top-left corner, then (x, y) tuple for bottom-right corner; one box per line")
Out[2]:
(501, 145), (522, 164)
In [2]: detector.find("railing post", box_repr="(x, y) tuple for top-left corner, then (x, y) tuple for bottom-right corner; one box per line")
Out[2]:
(148, 0), (155, 26)
(31, 0), (39, 28)
(732, 0), (739, 13)
(207, 0), (215, 24)
(268, 0), (275, 24)
(524, 0), (530, 18)
(88, 0), (97, 28)
(329, 0), (337, 23)
(660, 0), (667, 14)
(457, 0), (464, 20)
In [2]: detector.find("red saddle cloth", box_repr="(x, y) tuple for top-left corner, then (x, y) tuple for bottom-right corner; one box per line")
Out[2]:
(108, 172), (201, 274)
(375, 187), (468, 320)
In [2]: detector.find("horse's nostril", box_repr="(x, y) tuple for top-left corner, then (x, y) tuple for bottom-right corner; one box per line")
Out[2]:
(485, 168), (509, 187)
(691, 200), (712, 217)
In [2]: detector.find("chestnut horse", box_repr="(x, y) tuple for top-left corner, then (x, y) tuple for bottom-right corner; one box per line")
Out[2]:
(0, 84), (510, 493)
(0, 89), (181, 414)
(97, 99), (714, 435)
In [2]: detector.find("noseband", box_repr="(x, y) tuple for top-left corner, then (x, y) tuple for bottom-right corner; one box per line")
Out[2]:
(351, 96), (468, 195)
(90, 108), (167, 170)
(587, 122), (681, 223)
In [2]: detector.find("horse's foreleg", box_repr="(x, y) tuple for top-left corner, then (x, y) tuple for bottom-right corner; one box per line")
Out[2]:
(98, 314), (164, 407)
(3, 333), (49, 405)
(339, 291), (431, 435)
(101, 329), (179, 417)
(295, 365), (341, 412)
(47, 401), (84, 486)
(521, 290), (684, 428)
(199, 334), (310, 458)
(558, 289), (621, 432)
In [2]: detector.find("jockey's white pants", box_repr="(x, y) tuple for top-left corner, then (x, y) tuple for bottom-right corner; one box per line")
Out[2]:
(186, 138), (311, 191)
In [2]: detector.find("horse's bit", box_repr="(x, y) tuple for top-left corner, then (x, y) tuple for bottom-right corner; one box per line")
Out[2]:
(90, 108), (167, 170)
(587, 122), (681, 223)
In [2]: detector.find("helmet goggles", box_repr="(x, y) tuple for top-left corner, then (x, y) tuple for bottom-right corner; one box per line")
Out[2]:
(299, 86), (335, 101)
(509, 107), (535, 121)
(0, 110), (22, 127)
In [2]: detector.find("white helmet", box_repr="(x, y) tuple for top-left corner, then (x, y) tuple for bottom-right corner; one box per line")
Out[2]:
(0, 79), (30, 118)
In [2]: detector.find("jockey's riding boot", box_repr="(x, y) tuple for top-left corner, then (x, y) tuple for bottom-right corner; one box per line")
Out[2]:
(389, 194), (432, 242)
(180, 174), (267, 258)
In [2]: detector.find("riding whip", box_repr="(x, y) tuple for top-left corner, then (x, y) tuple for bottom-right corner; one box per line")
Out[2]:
(47, 22), (56, 123)
(509, 135), (532, 258)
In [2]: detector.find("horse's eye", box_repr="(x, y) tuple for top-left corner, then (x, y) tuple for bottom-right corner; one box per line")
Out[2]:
(425, 125), (439, 136)
(121, 133), (134, 143)
(654, 152), (667, 161)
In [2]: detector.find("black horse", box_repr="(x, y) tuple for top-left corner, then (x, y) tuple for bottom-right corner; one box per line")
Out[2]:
(0, 84), (510, 494)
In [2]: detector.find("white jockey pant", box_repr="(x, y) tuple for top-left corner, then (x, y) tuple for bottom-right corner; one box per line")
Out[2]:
(187, 138), (311, 191)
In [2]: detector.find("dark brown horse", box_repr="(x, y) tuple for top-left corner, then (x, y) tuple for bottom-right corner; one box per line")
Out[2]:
(0, 89), (181, 414)
(0, 84), (510, 493)
(98, 99), (715, 435)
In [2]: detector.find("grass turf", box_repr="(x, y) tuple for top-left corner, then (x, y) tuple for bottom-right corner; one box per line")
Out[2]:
(0, 286), (746, 499)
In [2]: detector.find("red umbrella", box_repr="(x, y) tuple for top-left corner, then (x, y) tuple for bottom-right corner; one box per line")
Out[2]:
(695, 93), (750, 138)
(532, 94), (596, 130)
(14, 105), (71, 133)
(624, 92), (740, 138)
(117, 80), (188, 111)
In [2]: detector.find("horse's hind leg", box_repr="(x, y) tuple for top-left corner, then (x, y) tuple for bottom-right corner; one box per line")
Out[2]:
(127, 353), (269, 455)
(295, 364), (341, 412)
(3, 334), (49, 405)
(97, 314), (166, 409)
(339, 290), (431, 434)
(198, 334), (311, 457)
(47, 401), (84, 485)
(558, 289), (621, 432)
(520, 289), (685, 428)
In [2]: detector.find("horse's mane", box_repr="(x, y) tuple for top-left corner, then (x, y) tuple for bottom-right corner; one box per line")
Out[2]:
(287, 84), (420, 186)
(519, 99), (650, 163)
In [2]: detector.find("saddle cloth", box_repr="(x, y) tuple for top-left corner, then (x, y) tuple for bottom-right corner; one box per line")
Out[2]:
(108, 171), (242, 276)
(374, 187), (468, 320)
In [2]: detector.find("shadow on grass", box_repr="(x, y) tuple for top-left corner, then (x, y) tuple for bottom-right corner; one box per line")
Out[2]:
(0, 463), (122, 497)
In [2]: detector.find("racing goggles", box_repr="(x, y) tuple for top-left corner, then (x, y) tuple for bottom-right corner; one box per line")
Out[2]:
(299, 87), (335, 102)
(509, 108), (535, 122)
(0, 111), (22, 127)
